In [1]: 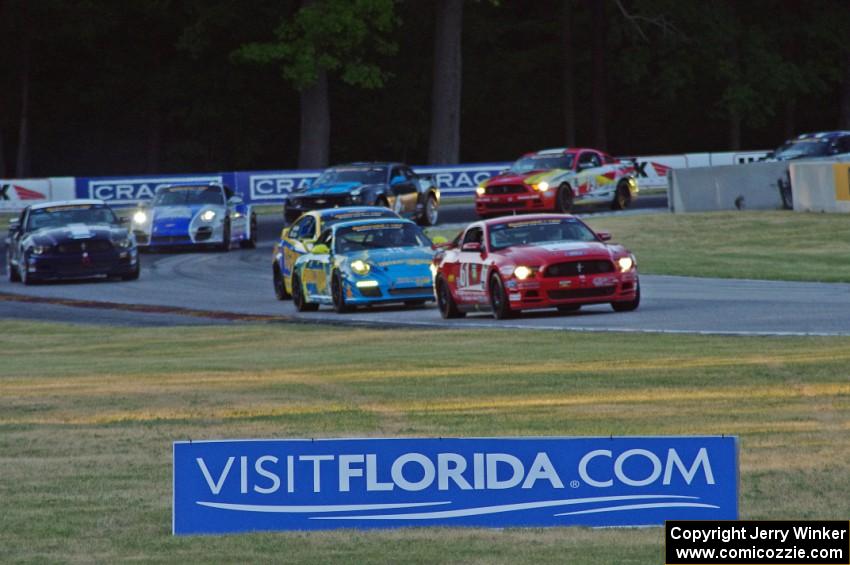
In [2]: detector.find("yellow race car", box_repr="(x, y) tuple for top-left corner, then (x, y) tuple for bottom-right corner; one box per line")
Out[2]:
(272, 206), (400, 300)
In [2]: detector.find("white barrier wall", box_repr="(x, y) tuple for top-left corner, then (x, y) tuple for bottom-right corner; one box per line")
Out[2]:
(668, 162), (787, 212)
(790, 162), (850, 213)
(0, 177), (75, 210)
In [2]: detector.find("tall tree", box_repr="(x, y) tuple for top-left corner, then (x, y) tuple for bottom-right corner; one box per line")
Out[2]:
(428, 0), (463, 165)
(562, 0), (576, 146)
(589, 0), (607, 148)
(237, 0), (397, 168)
(14, 0), (31, 177)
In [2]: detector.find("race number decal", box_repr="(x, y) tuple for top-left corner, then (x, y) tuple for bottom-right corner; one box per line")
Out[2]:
(458, 263), (484, 291)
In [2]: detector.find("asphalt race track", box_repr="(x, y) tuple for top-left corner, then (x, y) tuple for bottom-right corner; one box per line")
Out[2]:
(3, 199), (850, 335)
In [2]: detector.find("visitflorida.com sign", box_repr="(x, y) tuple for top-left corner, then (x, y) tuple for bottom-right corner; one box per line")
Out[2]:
(173, 436), (738, 535)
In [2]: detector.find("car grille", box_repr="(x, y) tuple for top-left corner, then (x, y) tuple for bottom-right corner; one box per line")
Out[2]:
(388, 286), (431, 296)
(151, 235), (193, 245)
(359, 286), (382, 297)
(486, 184), (527, 195)
(300, 195), (351, 209)
(544, 260), (614, 277)
(56, 240), (113, 253)
(194, 227), (213, 241)
(548, 286), (616, 300)
(484, 201), (526, 209)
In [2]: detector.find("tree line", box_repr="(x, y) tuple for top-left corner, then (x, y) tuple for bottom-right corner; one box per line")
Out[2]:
(1, 0), (849, 178)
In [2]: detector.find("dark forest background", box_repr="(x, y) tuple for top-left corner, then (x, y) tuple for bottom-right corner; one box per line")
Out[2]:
(1, 0), (849, 178)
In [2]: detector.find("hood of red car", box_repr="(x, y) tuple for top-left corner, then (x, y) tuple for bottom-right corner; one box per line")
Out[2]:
(486, 170), (545, 186)
(496, 241), (617, 264)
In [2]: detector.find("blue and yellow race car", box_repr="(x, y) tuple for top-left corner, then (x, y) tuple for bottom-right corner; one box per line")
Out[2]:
(290, 218), (437, 313)
(272, 206), (400, 300)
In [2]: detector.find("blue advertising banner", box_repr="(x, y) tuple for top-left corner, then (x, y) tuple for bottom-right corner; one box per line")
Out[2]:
(173, 436), (738, 535)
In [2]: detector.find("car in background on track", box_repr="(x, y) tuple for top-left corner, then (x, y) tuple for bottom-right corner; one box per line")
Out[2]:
(130, 183), (256, 250)
(433, 214), (639, 319)
(474, 147), (637, 217)
(290, 218), (437, 313)
(282, 162), (440, 226)
(765, 131), (850, 161)
(272, 206), (401, 300)
(6, 199), (139, 284)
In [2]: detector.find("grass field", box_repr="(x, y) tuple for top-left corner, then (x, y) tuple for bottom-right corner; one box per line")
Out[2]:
(431, 210), (850, 283)
(2, 320), (848, 563)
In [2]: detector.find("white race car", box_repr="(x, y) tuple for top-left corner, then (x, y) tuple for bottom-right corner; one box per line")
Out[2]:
(131, 183), (256, 250)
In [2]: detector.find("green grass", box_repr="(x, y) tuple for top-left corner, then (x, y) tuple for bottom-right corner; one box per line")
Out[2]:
(1, 320), (848, 563)
(432, 211), (850, 283)
(588, 211), (850, 282)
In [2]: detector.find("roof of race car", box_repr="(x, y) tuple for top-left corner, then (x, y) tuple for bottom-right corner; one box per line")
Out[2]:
(334, 162), (403, 168)
(480, 213), (580, 228)
(30, 199), (106, 210)
(329, 217), (415, 232)
(155, 183), (225, 192)
(523, 147), (601, 157)
(311, 206), (399, 219)
(794, 131), (850, 141)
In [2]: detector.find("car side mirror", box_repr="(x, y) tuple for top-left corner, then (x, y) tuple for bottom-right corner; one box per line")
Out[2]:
(461, 242), (482, 252)
(228, 196), (244, 205)
(8, 218), (20, 235)
(597, 231), (612, 242)
(119, 216), (131, 225)
(390, 175), (405, 186)
(281, 227), (290, 238)
(311, 244), (330, 255)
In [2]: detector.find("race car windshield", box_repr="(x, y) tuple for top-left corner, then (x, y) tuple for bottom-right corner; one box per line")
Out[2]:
(323, 209), (397, 227)
(28, 205), (118, 231)
(154, 186), (225, 206)
(335, 223), (430, 253)
(772, 140), (833, 160)
(511, 155), (574, 173)
(489, 218), (598, 250)
(314, 167), (388, 186)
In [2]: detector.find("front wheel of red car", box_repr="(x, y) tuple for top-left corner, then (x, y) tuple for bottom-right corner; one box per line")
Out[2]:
(556, 183), (574, 213)
(436, 276), (465, 319)
(611, 286), (640, 312)
(611, 181), (632, 210)
(489, 274), (515, 319)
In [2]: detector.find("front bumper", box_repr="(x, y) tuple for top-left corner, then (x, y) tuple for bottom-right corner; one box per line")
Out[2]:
(343, 275), (434, 305)
(134, 225), (225, 247)
(475, 190), (557, 216)
(26, 249), (138, 280)
(503, 271), (638, 310)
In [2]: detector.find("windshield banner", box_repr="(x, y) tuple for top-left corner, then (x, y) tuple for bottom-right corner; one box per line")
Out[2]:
(173, 436), (738, 535)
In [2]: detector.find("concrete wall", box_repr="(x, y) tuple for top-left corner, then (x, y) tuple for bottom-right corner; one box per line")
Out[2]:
(668, 162), (787, 212)
(790, 162), (850, 213)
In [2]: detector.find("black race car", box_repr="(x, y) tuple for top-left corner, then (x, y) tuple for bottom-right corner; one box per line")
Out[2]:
(282, 162), (440, 226)
(766, 131), (850, 161)
(6, 199), (140, 284)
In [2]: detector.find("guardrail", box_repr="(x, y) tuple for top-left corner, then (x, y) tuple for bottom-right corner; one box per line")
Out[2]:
(0, 150), (768, 211)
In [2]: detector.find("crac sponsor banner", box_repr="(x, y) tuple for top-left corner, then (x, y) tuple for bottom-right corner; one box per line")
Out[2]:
(238, 163), (510, 201)
(173, 436), (737, 535)
(77, 173), (235, 203)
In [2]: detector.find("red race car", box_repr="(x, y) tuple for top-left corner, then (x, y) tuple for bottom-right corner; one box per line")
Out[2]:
(433, 214), (639, 319)
(474, 147), (637, 218)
